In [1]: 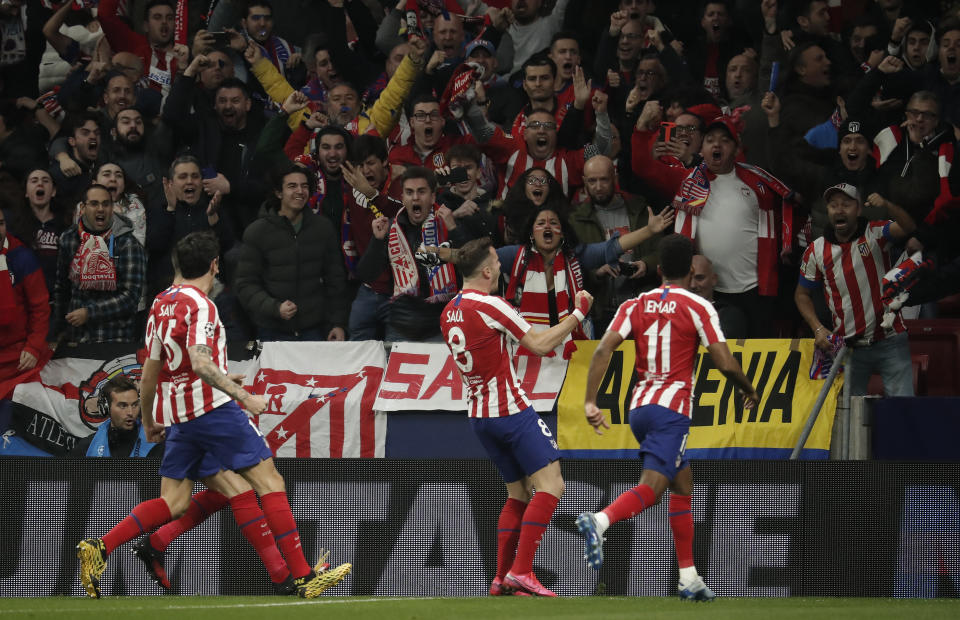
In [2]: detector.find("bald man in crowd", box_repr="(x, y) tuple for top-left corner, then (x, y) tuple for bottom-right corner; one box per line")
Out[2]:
(568, 155), (663, 332)
(690, 254), (748, 339)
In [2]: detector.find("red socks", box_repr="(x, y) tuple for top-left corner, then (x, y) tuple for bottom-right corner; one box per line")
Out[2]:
(510, 492), (559, 575)
(230, 490), (290, 583)
(669, 493), (695, 569)
(103, 497), (172, 554)
(260, 491), (311, 578)
(601, 483), (656, 527)
(496, 497), (527, 580)
(149, 489), (229, 552)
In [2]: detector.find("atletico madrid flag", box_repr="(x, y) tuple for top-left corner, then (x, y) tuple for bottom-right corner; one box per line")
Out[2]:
(248, 341), (386, 458)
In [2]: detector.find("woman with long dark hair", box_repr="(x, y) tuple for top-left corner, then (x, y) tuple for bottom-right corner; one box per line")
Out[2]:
(497, 167), (569, 245)
(494, 202), (672, 356)
(9, 168), (72, 297)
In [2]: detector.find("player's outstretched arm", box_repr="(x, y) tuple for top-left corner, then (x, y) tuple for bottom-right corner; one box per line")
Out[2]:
(188, 345), (267, 415)
(583, 330), (623, 435)
(139, 357), (165, 443)
(707, 342), (761, 408)
(518, 291), (594, 356)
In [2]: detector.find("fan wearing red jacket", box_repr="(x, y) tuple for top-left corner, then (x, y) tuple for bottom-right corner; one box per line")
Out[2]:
(99, 0), (181, 97)
(0, 213), (49, 399)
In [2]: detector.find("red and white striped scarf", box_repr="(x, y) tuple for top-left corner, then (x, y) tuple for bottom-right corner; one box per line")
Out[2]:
(506, 247), (586, 355)
(69, 222), (117, 291)
(387, 209), (457, 302)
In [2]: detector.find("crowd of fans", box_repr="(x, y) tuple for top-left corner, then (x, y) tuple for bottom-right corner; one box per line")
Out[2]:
(2, 0), (960, 398)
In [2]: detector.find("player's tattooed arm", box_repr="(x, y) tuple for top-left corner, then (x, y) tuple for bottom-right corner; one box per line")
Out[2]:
(188, 344), (251, 403)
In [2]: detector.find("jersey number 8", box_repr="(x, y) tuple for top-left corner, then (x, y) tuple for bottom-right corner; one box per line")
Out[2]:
(446, 326), (473, 373)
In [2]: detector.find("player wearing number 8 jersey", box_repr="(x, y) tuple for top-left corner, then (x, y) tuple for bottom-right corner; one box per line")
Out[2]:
(441, 237), (594, 597)
(576, 234), (759, 601)
(76, 232), (350, 599)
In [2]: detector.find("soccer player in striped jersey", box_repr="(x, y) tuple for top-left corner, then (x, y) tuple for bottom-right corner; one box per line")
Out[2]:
(795, 183), (917, 395)
(576, 233), (759, 601)
(441, 237), (593, 597)
(76, 232), (350, 598)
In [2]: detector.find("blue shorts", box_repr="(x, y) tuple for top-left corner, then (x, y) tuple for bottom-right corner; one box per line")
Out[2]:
(469, 407), (560, 484)
(628, 404), (690, 480)
(159, 401), (273, 481)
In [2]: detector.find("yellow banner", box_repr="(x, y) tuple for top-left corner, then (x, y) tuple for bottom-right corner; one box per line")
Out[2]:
(557, 339), (842, 458)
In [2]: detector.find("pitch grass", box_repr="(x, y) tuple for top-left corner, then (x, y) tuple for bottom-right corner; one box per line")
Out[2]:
(1, 597), (958, 620)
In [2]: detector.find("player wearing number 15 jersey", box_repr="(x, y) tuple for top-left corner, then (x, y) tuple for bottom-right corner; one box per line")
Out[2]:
(441, 238), (593, 597)
(76, 232), (350, 599)
(576, 234), (759, 601)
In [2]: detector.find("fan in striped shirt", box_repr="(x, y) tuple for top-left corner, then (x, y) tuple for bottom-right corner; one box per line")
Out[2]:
(795, 183), (917, 396)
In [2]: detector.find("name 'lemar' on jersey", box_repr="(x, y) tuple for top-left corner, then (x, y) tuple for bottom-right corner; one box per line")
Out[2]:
(645, 299), (677, 314)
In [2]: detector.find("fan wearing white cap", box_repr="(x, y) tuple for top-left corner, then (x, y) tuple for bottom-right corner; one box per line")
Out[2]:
(795, 182), (918, 396)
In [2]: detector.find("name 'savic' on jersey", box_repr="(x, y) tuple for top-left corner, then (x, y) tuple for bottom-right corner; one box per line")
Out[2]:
(441, 289), (533, 419)
(145, 284), (231, 426)
(609, 285), (725, 417)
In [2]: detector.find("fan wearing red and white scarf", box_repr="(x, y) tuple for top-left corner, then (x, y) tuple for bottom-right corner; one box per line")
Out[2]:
(70, 203), (118, 292)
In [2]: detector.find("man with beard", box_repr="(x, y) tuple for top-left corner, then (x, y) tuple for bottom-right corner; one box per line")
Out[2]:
(235, 165), (347, 342)
(70, 375), (162, 458)
(568, 155), (661, 331)
(298, 125), (353, 231)
(99, 0), (181, 98)
(99, 107), (173, 211)
(388, 95), (474, 177)
(163, 77), (268, 235)
(50, 112), (101, 206)
(48, 73), (138, 185)
(356, 166), (470, 342)
(796, 183), (916, 396)
(53, 183), (145, 344)
(147, 156), (233, 295)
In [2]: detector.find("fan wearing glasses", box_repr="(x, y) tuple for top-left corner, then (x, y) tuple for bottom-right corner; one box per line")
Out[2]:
(388, 94), (475, 178)
(874, 91), (960, 228)
(466, 93), (613, 203)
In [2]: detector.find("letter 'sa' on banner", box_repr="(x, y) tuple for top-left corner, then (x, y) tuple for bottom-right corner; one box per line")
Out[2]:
(557, 339), (843, 459)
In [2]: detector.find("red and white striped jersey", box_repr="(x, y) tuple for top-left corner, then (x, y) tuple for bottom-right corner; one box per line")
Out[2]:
(441, 289), (532, 418)
(480, 127), (585, 199)
(800, 220), (904, 343)
(144, 284), (231, 426)
(609, 285), (725, 417)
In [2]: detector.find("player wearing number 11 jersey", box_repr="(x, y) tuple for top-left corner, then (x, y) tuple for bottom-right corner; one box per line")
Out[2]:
(576, 234), (759, 601)
(441, 238), (593, 597)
